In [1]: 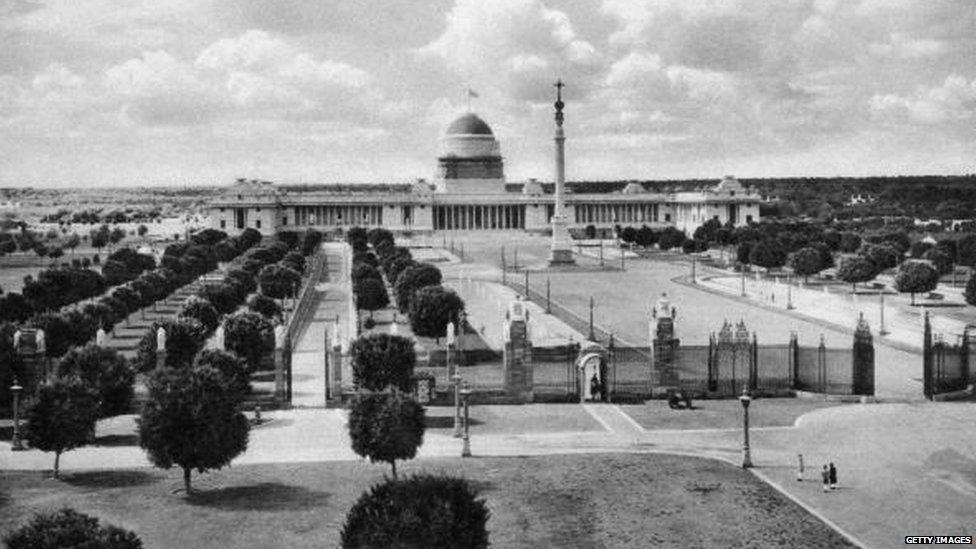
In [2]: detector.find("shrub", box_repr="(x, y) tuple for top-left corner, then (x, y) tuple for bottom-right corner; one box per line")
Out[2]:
(4, 508), (143, 549)
(347, 390), (425, 478)
(350, 333), (416, 392)
(55, 344), (135, 417)
(657, 227), (687, 251)
(355, 278), (390, 319)
(394, 263), (442, 313)
(247, 293), (282, 320)
(138, 366), (249, 494)
(198, 283), (242, 316)
(223, 311), (274, 372)
(341, 475), (488, 549)
(258, 264), (302, 300)
(194, 349), (250, 397)
(179, 296), (220, 333)
(408, 285), (465, 343)
(134, 318), (206, 372)
(24, 378), (100, 478)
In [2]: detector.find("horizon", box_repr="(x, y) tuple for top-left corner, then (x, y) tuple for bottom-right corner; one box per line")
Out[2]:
(1, 1), (974, 187)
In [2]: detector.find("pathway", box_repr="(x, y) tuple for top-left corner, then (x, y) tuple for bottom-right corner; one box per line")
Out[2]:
(289, 242), (351, 407)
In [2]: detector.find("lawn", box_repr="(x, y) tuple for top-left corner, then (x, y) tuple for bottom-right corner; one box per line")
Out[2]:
(620, 399), (846, 430)
(0, 454), (854, 548)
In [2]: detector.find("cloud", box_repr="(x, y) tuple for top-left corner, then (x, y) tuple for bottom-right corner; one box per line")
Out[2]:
(869, 33), (947, 59)
(419, 0), (601, 103)
(870, 74), (976, 125)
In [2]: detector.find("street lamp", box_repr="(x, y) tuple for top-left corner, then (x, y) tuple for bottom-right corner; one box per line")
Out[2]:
(691, 254), (697, 284)
(10, 378), (24, 451)
(739, 388), (753, 468)
(452, 371), (462, 438)
(786, 274), (795, 310)
(460, 381), (473, 458)
(879, 290), (889, 336)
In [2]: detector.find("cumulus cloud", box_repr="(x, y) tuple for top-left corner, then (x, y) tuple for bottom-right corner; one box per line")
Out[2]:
(869, 33), (947, 59)
(871, 74), (976, 124)
(419, 0), (601, 103)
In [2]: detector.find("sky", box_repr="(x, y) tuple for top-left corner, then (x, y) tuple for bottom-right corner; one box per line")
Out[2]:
(0, 0), (974, 188)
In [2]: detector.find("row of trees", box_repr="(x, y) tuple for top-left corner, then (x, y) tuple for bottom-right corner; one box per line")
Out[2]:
(343, 328), (489, 546)
(347, 227), (465, 342)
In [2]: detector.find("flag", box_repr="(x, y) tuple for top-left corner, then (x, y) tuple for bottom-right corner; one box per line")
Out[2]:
(467, 88), (479, 98)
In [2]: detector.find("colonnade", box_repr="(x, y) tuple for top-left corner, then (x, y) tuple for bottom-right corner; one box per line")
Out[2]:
(573, 203), (659, 224)
(433, 204), (525, 230)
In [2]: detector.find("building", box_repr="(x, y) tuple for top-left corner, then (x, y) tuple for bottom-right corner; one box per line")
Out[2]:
(209, 111), (759, 236)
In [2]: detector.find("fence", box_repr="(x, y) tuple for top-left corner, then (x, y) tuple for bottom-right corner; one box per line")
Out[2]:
(284, 246), (327, 344)
(923, 314), (972, 399)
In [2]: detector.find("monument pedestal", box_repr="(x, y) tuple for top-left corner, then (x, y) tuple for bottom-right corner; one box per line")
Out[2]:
(548, 215), (575, 265)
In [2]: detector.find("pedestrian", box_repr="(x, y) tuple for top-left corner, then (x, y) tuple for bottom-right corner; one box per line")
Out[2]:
(829, 462), (837, 490)
(821, 465), (829, 493)
(590, 374), (601, 402)
(797, 453), (804, 482)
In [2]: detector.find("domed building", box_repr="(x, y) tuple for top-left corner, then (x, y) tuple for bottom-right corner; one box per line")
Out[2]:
(209, 104), (759, 236)
(435, 113), (505, 194)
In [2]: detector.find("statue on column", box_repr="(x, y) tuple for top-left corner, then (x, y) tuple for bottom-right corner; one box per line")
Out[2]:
(36, 329), (46, 355)
(214, 325), (225, 350)
(156, 327), (166, 352)
(12, 329), (22, 352)
(96, 328), (107, 347)
(274, 323), (287, 350)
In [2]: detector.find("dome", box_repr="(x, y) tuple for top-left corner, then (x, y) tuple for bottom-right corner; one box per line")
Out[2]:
(445, 113), (494, 136)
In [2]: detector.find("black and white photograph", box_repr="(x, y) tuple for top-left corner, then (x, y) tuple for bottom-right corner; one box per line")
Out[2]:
(1, 1), (975, 547)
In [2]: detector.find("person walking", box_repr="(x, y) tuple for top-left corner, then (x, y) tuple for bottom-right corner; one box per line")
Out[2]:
(829, 463), (837, 490)
(797, 454), (804, 482)
(589, 374), (602, 402)
(821, 465), (830, 493)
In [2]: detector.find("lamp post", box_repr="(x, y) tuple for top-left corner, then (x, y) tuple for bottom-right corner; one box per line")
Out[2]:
(10, 378), (24, 451)
(740, 267), (746, 297)
(460, 381), (472, 457)
(546, 276), (551, 314)
(588, 296), (595, 341)
(879, 290), (889, 336)
(739, 388), (753, 468)
(786, 274), (795, 310)
(691, 254), (697, 284)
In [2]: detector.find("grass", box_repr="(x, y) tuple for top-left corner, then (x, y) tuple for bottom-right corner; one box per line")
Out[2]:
(0, 454), (854, 548)
(620, 399), (846, 430)
(425, 403), (601, 434)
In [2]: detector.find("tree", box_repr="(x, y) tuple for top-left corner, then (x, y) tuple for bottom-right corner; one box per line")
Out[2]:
(894, 260), (940, 305)
(861, 243), (902, 272)
(55, 344), (135, 417)
(787, 247), (825, 282)
(352, 263), (382, 283)
(635, 225), (656, 248)
(838, 232), (862, 253)
(258, 264), (302, 300)
(956, 235), (976, 267)
(393, 263), (442, 313)
(179, 296), (220, 333)
(24, 379), (100, 478)
(0, 292), (32, 322)
(194, 349), (250, 397)
(408, 285), (465, 343)
(341, 475), (489, 549)
(138, 366), (249, 494)
(247, 293), (282, 320)
(90, 225), (110, 251)
(837, 256), (876, 292)
(135, 318), (206, 372)
(350, 333), (416, 392)
(657, 227), (687, 250)
(347, 390), (425, 478)
(4, 508), (143, 549)
(198, 283), (242, 316)
(922, 248), (953, 275)
(137, 224), (149, 237)
(749, 239), (787, 270)
(964, 271), (976, 306)
(222, 311), (274, 372)
(356, 277), (390, 320)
